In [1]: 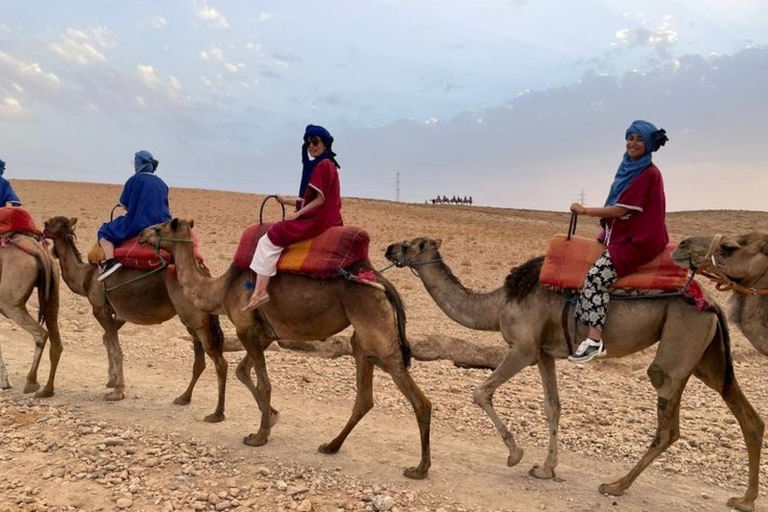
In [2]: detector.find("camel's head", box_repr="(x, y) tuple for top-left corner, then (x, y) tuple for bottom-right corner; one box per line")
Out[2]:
(137, 218), (195, 251)
(385, 237), (442, 267)
(43, 216), (78, 240)
(673, 233), (768, 281)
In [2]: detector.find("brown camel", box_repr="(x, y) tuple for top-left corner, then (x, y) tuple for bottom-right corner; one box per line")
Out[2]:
(673, 232), (768, 356)
(0, 233), (62, 397)
(43, 216), (230, 422)
(137, 218), (432, 479)
(385, 237), (763, 511)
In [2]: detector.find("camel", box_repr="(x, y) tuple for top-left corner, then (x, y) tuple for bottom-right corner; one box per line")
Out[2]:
(673, 232), (768, 356)
(385, 237), (763, 511)
(0, 233), (62, 397)
(43, 216), (230, 422)
(136, 218), (432, 479)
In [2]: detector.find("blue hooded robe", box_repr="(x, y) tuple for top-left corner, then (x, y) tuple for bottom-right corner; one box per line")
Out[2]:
(97, 151), (171, 245)
(0, 159), (21, 206)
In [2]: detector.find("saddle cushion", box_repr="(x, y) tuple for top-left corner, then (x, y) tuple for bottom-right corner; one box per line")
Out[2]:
(233, 223), (370, 279)
(540, 235), (690, 292)
(0, 207), (41, 236)
(88, 233), (205, 271)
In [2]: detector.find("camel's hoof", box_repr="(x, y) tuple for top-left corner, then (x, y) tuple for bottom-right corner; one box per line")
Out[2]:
(269, 410), (280, 428)
(243, 433), (268, 447)
(318, 443), (340, 455)
(104, 390), (125, 401)
(529, 465), (555, 479)
(34, 387), (54, 399)
(105, 378), (117, 389)
(507, 447), (524, 467)
(598, 482), (626, 497)
(204, 412), (225, 423)
(403, 466), (428, 480)
(173, 395), (191, 406)
(727, 496), (755, 512)
(0, 382), (12, 391)
(23, 382), (40, 394)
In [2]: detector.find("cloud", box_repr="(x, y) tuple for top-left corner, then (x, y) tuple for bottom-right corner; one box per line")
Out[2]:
(136, 65), (182, 98)
(200, 46), (224, 61)
(150, 16), (168, 29)
(224, 62), (245, 73)
(50, 26), (116, 65)
(0, 96), (23, 118)
(245, 42), (261, 51)
(0, 51), (61, 91)
(258, 12), (273, 22)
(196, 5), (230, 29)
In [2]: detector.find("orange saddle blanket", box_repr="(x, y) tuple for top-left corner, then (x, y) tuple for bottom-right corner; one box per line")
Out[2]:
(0, 207), (41, 236)
(88, 234), (205, 271)
(539, 235), (690, 292)
(233, 223), (370, 279)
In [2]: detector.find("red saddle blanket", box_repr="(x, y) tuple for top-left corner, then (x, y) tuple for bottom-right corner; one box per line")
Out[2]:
(0, 207), (41, 236)
(540, 235), (690, 292)
(233, 223), (370, 279)
(88, 233), (205, 271)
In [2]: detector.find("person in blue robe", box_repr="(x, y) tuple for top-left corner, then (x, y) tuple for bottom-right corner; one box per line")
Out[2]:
(0, 159), (22, 207)
(97, 151), (171, 280)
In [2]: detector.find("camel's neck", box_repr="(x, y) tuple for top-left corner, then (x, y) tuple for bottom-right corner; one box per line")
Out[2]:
(170, 238), (232, 314)
(413, 257), (504, 331)
(730, 271), (768, 356)
(55, 237), (93, 296)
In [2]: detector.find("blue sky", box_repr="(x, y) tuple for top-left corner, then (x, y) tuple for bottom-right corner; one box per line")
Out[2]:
(1, 0), (767, 210)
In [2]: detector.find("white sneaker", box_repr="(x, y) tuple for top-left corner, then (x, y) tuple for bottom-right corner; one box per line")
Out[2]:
(568, 338), (606, 363)
(97, 259), (123, 282)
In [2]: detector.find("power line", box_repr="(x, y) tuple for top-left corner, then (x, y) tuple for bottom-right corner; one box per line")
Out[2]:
(578, 189), (586, 205)
(395, 170), (400, 202)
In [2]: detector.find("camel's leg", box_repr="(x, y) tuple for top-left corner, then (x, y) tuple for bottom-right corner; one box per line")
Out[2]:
(94, 312), (125, 401)
(36, 295), (63, 399)
(239, 333), (273, 447)
(102, 320), (124, 388)
(473, 344), (537, 467)
(318, 334), (375, 454)
(234, 355), (279, 427)
(693, 341), (763, 512)
(194, 320), (229, 424)
(0, 303), (48, 394)
(173, 331), (206, 406)
(0, 342), (11, 389)
(530, 352), (560, 479)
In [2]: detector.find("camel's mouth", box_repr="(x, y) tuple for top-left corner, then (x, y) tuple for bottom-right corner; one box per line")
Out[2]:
(384, 243), (406, 265)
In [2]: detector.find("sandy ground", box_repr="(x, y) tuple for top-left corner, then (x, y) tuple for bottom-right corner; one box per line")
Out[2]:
(2, 179), (768, 512)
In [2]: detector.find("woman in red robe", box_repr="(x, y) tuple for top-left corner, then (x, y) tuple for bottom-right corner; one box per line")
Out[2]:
(243, 125), (342, 311)
(567, 120), (669, 363)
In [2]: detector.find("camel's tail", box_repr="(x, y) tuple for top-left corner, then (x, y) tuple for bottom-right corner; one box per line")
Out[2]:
(207, 313), (226, 353)
(30, 241), (55, 326)
(713, 306), (734, 395)
(378, 273), (412, 369)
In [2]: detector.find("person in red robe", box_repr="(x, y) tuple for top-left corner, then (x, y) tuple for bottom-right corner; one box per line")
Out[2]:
(243, 125), (342, 311)
(567, 120), (670, 363)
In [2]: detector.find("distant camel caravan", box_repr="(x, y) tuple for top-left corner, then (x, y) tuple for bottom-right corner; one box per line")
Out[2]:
(673, 232), (768, 357)
(43, 216), (231, 422)
(385, 237), (762, 512)
(0, 231), (62, 397)
(137, 218), (432, 480)
(429, 195), (472, 205)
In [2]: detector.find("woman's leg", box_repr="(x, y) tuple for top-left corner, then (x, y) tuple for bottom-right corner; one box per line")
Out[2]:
(569, 251), (618, 363)
(243, 236), (283, 311)
(97, 238), (122, 281)
(99, 238), (116, 260)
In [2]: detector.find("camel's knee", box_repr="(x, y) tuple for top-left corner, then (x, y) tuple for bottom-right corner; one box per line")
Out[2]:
(235, 360), (251, 384)
(473, 385), (491, 408)
(647, 363), (667, 390)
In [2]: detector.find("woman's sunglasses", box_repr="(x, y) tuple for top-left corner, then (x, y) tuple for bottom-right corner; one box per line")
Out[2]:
(306, 136), (322, 147)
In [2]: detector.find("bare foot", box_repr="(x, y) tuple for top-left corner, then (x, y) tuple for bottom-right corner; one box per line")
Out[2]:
(242, 293), (270, 312)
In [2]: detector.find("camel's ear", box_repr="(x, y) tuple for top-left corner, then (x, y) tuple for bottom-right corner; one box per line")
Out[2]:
(69, 217), (78, 228)
(433, 238), (442, 249)
(189, 219), (195, 230)
(171, 218), (179, 231)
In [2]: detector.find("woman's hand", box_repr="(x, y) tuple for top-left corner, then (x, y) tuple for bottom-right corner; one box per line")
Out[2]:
(276, 194), (297, 205)
(570, 203), (588, 215)
(284, 211), (300, 221)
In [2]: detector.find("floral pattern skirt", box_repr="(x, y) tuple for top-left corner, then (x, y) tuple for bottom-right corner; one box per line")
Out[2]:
(575, 250), (619, 331)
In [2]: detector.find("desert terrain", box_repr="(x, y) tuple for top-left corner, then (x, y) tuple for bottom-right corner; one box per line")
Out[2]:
(2, 179), (768, 512)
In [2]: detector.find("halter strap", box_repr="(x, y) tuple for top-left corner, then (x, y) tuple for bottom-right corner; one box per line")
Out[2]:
(695, 234), (768, 296)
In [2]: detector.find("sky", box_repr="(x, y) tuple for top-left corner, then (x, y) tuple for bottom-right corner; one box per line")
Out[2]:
(1, 0), (767, 211)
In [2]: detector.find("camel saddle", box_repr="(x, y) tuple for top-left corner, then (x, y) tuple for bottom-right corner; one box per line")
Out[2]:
(234, 223), (370, 279)
(0, 207), (41, 236)
(88, 233), (206, 271)
(540, 235), (690, 293)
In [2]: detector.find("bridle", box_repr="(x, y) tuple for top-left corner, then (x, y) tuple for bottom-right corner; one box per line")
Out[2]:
(694, 234), (768, 296)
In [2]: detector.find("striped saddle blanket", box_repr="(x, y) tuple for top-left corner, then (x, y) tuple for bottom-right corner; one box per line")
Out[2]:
(539, 235), (690, 293)
(233, 223), (370, 279)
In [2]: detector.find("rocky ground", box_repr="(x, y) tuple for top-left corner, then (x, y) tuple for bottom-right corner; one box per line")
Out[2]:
(2, 180), (768, 512)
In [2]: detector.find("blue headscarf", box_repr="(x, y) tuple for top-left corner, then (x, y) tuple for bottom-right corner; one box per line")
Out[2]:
(134, 150), (159, 174)
(298, 124), (340, 198)
(0, 159), (5, 176)
(604, 120), (668, 206)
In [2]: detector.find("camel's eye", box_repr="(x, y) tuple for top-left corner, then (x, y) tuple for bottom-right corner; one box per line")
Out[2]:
(419, 240), (426, 251)
(720, 243), (739, 257)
